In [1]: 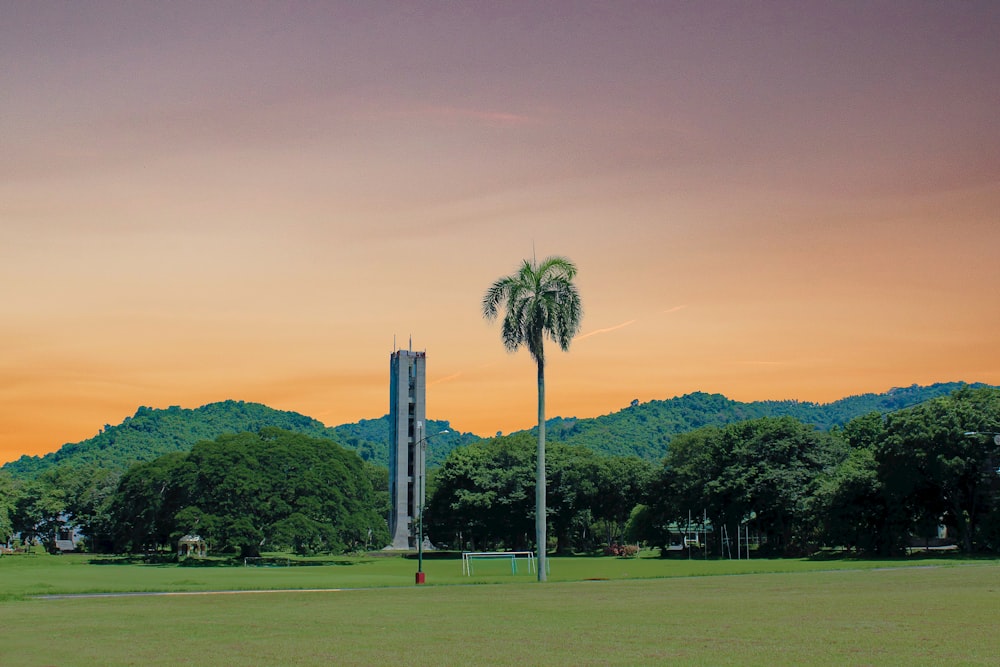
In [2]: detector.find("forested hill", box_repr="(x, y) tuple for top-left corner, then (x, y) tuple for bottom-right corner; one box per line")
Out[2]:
(330, 417), (480, 468)
(3, 382), (989, 479)
(538, 382), (990, 460)
(2, 401), (472, 479)
(2, 401), (332, 478)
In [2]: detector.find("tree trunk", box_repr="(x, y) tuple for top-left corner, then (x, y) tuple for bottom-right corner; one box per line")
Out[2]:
(536, 358), (547, 582)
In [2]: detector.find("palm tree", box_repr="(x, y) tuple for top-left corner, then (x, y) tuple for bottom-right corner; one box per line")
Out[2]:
(482, 255), (582, 581)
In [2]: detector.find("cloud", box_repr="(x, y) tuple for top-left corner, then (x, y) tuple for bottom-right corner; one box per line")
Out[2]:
(428, 372), (463, 386)
(428, 362), (500, 387)
(575, 319), (637, 342)
(572, 307), (683, 344)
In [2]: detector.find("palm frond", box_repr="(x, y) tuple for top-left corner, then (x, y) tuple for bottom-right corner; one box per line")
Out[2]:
(482, 255), (583, 365)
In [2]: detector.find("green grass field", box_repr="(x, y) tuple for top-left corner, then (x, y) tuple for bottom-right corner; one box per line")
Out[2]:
(1, 553), (997, 665)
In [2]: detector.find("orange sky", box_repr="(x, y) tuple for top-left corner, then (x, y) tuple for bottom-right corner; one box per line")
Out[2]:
(3, 2), (999, 464)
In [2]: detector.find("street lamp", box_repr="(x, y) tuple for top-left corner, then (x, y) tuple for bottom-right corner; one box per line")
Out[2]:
(963, 431), (1000, 445)
(415, 422), (448, 584)
(964, 431), (1000, 475)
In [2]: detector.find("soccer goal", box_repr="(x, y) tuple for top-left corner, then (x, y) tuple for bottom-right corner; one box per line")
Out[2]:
(461, 551), (536, 576)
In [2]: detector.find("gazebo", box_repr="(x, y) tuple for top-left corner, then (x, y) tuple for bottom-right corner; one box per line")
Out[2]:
(177, 534), (207, 559)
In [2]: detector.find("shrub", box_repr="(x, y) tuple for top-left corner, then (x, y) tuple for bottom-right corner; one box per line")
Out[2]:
(604, 543), (639, 558)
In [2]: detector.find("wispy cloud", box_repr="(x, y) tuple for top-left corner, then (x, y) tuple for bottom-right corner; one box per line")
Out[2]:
(575, 319), (637, 342)
(428, 372), (463, 386)
(663, 305), (687, 314)
(428, 362), (500, 387)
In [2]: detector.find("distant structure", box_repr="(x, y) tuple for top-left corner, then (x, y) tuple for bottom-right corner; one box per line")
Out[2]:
(177, 534), (207, 559)
(387, 346), (426, 550)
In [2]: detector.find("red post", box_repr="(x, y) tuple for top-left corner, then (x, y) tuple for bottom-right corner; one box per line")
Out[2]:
(415, 572), (426, 584)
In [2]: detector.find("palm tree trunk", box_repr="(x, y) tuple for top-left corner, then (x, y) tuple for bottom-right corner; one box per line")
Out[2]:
(536, 357), (547, 582)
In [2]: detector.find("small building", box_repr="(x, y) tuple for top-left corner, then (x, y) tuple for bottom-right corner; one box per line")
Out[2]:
(55, 524), (81, 552)
(178, 534), (207, 559)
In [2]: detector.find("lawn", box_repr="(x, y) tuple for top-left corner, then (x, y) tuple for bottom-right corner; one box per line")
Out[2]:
(0, 549), (979, 598)
(1, 554), (997, 665)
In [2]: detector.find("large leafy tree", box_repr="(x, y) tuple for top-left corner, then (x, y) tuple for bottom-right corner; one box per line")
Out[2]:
(53, 463), (122, 552)
(5, 463), (123, 553)
(874, 387), (1000, 553)
(641, 426), (724, 551)
(647, 417), (847, 556)
(809, 446), (886, 554)
(110, 452), (193, 553)
(546, 446), (601, 553)
(0, 471), (19, 545)
(592, 456), (657, 546)
(809, 412), (897, 555)
(482, 255), (582, 581)
(427, 433), (632, 554)
(109, 429), (389, 556)
(427, 435), (536, 551)
(11, 473), (69, 551)
(175, 428), (389, 556)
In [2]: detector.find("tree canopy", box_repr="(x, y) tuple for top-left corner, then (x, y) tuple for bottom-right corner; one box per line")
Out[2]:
(109, 428), (389, 556)
(869, 386), (1000, 553)
(0, 471), (15, 544)
(427, 433), (653, 554)
(3, 384), (983, 482)
(3, 401), (335, 479)
(539, 383), (986, 460)
(644, 417), (848, 556)
(636, 387), (1000, 556)
(5, 386), (999, 559)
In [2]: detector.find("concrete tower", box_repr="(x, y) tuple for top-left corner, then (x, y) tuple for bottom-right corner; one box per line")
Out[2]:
(387, 347), (426, 550)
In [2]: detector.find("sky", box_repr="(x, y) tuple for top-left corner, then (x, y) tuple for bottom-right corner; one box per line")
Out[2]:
(2, 1), (999, 464)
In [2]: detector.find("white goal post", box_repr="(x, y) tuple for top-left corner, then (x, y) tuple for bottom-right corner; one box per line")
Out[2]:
(461, 551), (536, 576)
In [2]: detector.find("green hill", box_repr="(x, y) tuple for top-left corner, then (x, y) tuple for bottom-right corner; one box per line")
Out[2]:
(3, 382), (990, 479)
(330, 417), (480, 468)
(2, 401), (331, 479)
(538, 382), (990, 460)
(2, 401), (472, 479)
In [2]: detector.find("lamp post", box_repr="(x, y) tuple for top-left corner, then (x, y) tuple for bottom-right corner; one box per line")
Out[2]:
(964, 431), (1000, 475)
(963, 431), (1000, 445)
(415, 423), (448, 584)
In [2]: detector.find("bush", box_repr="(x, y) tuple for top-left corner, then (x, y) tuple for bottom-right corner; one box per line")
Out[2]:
(604, 543), (639, 558)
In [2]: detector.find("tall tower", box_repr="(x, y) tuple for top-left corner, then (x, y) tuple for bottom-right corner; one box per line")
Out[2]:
(387, 347), (426, 550)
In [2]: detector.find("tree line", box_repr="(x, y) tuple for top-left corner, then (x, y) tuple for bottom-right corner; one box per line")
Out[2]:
(3, 387), (998, 558)
(426, 433), (654, 553)
(539, 382), (980, 460)
(427, 387), (1000, 556)
(7, 386), (978, 483)
(3, 428), (389, 557)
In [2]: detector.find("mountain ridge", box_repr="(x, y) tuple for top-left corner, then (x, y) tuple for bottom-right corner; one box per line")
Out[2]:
(2, 382), (990, 479)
